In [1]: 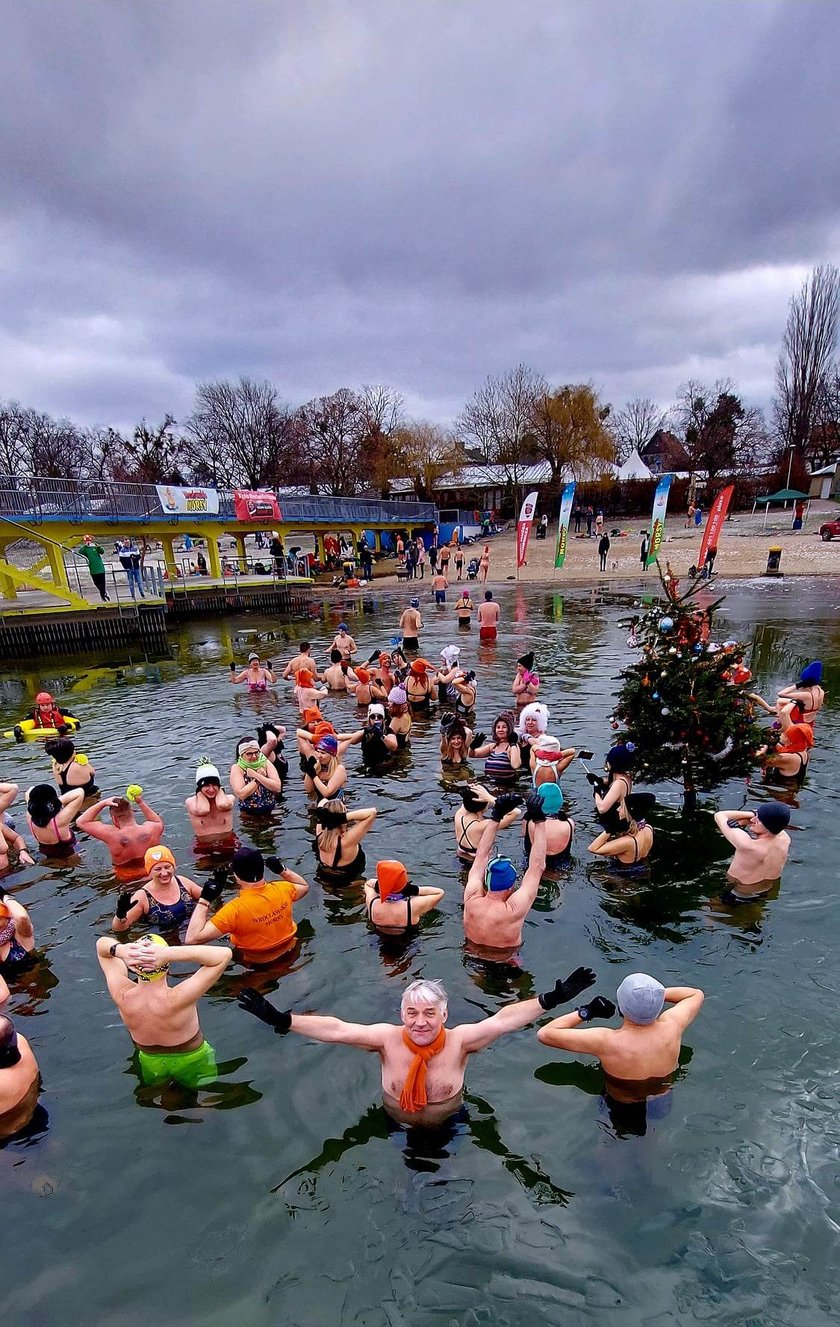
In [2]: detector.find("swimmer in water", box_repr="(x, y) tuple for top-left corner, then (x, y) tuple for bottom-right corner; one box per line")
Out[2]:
(314, 800), (376, 883)
(453, 784), (523, 862)
(713, 801), (791, 902)
(587, 744), (634, 836)
(230, 736), (284, 814)
(95, 933), (231, 1090)
(44, 736), (98, 799)
(185, 760), (236, 845)
(238, 968), (595, 1127)
(756, 702), (814, 782)
(439, 714), (474, 767)
(0, 1014), (40, 1139)
(386, 687), (412, 750)
(26, 784), (85, 856)
(300, 734), (348, 799)
(77, 791), (164, 874)
(293, 670), (329, 715)
(524, 785), (575, 872)
(331, 624), (357, 659)
(511, 653), (540, 706)
(281, 642), (317, 681)
(399, 600), (423, 652)
(538, 971), (704, 1093)
(463, 792), (547, 961)
(456, 588), (474, 627)
(471, 712), (522, 783)
(347, 665), (373, 708)
(775, 659), (825, 726)
(186, 846), (309, 966)
(476, 590), (500, 642)
(588, 813), (652, 873)
(363, 860), (445, 934)
(111, 845), (202, 935)
(0, 820), (35, 872)
(229, 653), (276, 691)
(323, 650), (355, 692)
(0, 888), (36, 976)
(406, 658), (435, 710)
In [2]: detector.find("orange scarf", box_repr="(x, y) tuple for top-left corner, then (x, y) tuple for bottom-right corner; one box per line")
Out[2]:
(399, 1027), (447, 1113)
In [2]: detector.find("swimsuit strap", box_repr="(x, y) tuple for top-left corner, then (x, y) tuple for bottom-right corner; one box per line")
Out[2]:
(457, 814), (480, 854)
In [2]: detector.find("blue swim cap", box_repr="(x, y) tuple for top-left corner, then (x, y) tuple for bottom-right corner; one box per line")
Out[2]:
(485, 856), (517, 892)
(338, 623), (348, 631)
(537, 783), (564, 814)
(799, 660), (823, 685)
(410, 598), (420, 608)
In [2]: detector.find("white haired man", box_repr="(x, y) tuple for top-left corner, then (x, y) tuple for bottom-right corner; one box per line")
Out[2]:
(238, 967), (595, 1125)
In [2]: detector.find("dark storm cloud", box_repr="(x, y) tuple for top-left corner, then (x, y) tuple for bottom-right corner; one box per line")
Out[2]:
(0, 0), (838, 430)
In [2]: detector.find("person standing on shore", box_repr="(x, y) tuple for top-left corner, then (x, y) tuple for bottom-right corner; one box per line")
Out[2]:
(598, 533), (610, 572)
(75, 535), (109, 601)
(479, 544), (491, 583)
(640, 531), (649, 569)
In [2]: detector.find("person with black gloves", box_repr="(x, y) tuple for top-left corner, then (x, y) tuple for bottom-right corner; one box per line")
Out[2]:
(185, 846), (309, 967)
(453, 784), (523, 862)
(111, 845), (202, 935)
(537, 970), (704, 1083)
(238, 967), (595, 1126)
(462, 791), (548, 961)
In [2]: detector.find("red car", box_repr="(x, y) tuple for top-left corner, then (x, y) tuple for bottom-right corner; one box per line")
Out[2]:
(819, 517), (840, 541)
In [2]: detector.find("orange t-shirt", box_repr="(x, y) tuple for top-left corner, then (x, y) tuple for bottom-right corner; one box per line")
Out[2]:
(211, 881), (298, 959)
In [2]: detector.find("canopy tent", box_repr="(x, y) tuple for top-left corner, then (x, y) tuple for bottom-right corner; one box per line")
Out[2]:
(616, 448), (653, 481)
(752, 488), (811, 528)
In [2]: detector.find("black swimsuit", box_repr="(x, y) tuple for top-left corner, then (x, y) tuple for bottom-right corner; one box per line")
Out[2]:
(55, 762), (98, 798)
(316, 836), (366, 883)
(367, 894), (414, 930)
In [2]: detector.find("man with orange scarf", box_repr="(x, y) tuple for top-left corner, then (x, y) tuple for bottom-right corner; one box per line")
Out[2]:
(237, 968), (595, 1125)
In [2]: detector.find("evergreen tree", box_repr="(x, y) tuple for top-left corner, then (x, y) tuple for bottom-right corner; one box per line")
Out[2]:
(612, 565), (764, 809)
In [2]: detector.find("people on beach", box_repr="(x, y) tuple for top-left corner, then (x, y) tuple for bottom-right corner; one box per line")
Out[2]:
(713, 801), (791, 902)
(237, 968), (594, 1124)
(96, 932), (231, 1089)
(77, 790), (164, 873)
(479, 544), (491, 582)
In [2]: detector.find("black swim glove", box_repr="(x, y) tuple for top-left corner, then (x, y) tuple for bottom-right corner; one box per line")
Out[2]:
(469, 731), (486, 751)
(115, 891), (134, 920)
(404, 883), (420, 897)
(238, 989), (292, 1034)
(490, 792), (523, 821)
(265, 660), (272, 671)
(523, 791), (546, 823)
(538, 966), (597, 1010)
(200, 869), (227, 903)
(577, 996), (616, 1022)
(229, 661), (236, 671)
(586, 772), (606, 794)
(304, 755), (318, 778)
(265, 855), (285, 876)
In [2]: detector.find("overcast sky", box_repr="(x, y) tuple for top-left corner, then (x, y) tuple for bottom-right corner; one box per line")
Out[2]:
(1, 0), (838, 433)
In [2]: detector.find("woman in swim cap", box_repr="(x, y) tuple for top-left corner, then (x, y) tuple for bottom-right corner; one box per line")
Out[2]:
(775, 660), (825, 726)
(406, 658), (435, 710)
(314, 798), (376, 884)
(589, 745), (635, 836)
(230, 653), (276, 692)
(111, 845), (202, 935)
(588, 813), (653, 873)
(472, 712), (523, 783)
(230, 736), (283, 815)
(453, 784), (523, 862)
(363, 860), (445, 934)
(387, 687), (412, 750)
(25, 783), (84, 856)
(523, 784), (575, 873)
(348, 666), (373, 708)
(293, 669), (328, 715)
(457, 588), (474, 628)
(45, 736), (98, 799)
(511, 653), (540, 706)
(757, 702), (814, 782)
(302, 734), (348, 799)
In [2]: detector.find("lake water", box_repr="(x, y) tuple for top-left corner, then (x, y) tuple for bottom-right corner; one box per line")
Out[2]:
(2, 578), (838, 1326)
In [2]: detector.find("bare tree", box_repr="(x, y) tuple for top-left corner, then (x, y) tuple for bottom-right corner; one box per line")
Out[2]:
(183, 377), (300, 488)
(774, 264), (840, 457)
(528, 384), (615, 487)
(457, 364), (545, 504)
(610, 397), (666, 464)
(20, 408), (90, 479)
(356, 384), (405, 496)
(394, 420), (464, 501)
(0, 400), (29, 477)
(109, 416), (187, 485)
(298, 389), (366, 495)
(675, 379), (771, 477)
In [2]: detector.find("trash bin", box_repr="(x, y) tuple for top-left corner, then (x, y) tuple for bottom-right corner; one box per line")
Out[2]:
(764, 546), (783, 576)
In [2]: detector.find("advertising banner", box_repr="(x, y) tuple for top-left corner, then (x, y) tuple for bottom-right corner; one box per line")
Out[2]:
(698, 484), (734, 568)
(645, 474), (673, 567)
(233, 490), (281, 522)
(155, 484), (220, 516)
(554, 481), (576, 569)
(516, 490), (539, 571)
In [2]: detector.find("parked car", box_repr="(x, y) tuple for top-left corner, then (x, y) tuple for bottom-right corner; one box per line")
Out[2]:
(819, 517), (840, 541)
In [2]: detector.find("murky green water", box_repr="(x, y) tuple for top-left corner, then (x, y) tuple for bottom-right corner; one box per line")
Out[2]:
(2, 579), (839, 1325)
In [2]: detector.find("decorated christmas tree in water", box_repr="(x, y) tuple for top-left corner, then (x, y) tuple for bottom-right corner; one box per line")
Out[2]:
(613, 564), (763, 810)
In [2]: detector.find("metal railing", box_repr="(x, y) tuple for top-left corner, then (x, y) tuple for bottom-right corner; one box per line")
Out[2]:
(0, 475), (437, 527)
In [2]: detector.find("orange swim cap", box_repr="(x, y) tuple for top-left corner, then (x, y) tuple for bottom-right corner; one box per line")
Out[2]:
(355, 667), (370, 684)
(410, 658), (431, 676)
(782, 723), (814, 753)
(302, 707), (323, 726)
(376, 860), (408, 901)
(298, 671), (314, 687)
(144, 845), (176, 873)
(312, 721), (336, 742)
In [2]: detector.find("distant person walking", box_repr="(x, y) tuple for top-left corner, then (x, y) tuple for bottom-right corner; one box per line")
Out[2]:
(118, 542), (145, 599)
(75, 534), (109, 601)
(639, 532), (649, 570)
(585, 506), (594, 537)
(598, 533), (610, 572)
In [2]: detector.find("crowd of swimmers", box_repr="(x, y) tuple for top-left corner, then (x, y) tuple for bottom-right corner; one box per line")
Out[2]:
(0, 602), (825, 1142)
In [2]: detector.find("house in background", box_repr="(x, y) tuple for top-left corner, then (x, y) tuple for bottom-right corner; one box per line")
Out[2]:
(808, 460), (840, 501)
(639, 430), (692, 475)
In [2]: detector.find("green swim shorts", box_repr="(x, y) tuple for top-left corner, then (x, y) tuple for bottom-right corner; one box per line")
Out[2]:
(136, 1040), (217, 1089)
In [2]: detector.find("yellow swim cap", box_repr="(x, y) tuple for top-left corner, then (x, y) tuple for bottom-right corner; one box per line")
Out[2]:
(126, 784), (143, 803)
(75, 753), (89, 765)
(134, 933), (169, 983)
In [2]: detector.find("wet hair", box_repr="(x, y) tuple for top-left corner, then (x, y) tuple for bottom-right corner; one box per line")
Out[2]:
(26, 783), (62, 828)
(330, 649), (342, 663)
(45, 737), (75, 763)
(401, 978), (448, 1013)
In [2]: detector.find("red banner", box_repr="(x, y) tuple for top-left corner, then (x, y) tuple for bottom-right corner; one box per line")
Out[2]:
(516, 490), (539, 570)
(698, 484), (734, 567)
(233, 490), (281, 522)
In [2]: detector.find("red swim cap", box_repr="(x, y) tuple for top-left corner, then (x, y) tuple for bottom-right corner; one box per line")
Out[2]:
(376, 860), (408, 901)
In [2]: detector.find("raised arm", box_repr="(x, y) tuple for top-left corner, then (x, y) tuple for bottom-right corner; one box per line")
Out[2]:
(238, 989), (391, 1049)
(507, 816), (546, 920)
(713, 809), (755, 847)
(127, 938), (233, 1002)
(55, 787), (85, 826)
(136, 795), (164, 831)
(459, 966), (596, 1053)
(660, 986), (704, 1030)
(76, 797), (112, 835)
